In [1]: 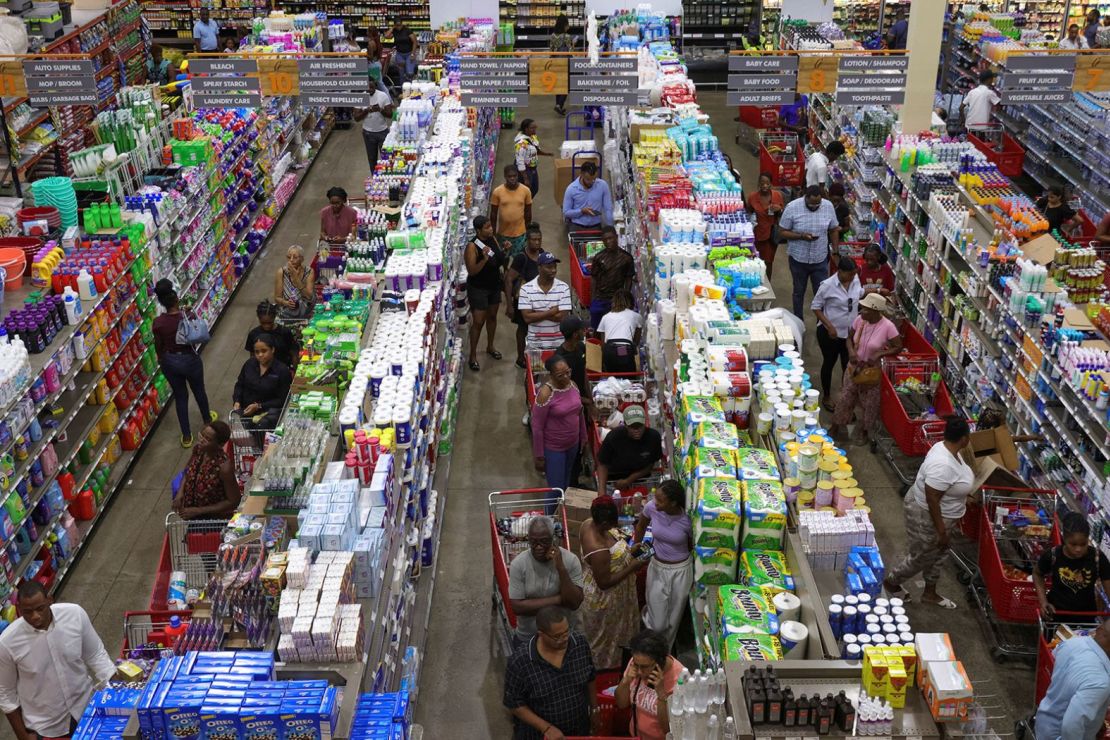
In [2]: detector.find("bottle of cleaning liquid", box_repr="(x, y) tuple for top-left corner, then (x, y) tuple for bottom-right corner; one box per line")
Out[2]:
(77, 269), (97, 301)
(62, 287), (82, 325)
(165, 615), (188, 646)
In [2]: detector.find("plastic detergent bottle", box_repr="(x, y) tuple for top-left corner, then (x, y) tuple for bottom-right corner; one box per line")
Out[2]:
(165, 615), (188, 646)
(77, 269), (97, 300)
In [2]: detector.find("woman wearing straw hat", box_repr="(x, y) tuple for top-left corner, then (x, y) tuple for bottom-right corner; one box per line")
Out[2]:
(827, 293), (902, 447)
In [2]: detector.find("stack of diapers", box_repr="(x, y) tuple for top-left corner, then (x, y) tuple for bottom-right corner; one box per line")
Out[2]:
(741, 480), (787, 550)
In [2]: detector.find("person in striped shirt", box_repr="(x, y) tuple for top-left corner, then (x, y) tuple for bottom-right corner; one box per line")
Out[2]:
(519, 252), (572, 350)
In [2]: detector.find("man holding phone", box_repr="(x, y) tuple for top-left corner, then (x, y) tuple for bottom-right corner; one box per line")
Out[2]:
(778, 185), (840, 319)
(508, 517), (584, 645)
(355, 81), (394, 170)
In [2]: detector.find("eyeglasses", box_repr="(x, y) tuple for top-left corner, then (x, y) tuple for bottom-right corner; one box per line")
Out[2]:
(528, 537), (554, 547)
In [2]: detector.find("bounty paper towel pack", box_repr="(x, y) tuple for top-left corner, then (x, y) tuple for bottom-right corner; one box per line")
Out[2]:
(742, 480), (788, 550)
(735, 447), (780, 483)
(718, 584), (779, 636)
(689, 447), (737, 484)
(695, 478), (742, 548)
(740, 549), (795, 594)
(722, 633), (784, 662)
(695, 545), (738, 585)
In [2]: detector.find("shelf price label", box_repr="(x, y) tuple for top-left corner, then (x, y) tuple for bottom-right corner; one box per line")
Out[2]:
(796, 55), (838, 94)
(529, 57), (568, 96)
(460, 57), (529, 107)
(568, 56), (639, 107)
(726, 55), (797, 107)
(834, 54), (907, 105)
(22, 59), (98, 107)
(1074, 55), (1110, 92)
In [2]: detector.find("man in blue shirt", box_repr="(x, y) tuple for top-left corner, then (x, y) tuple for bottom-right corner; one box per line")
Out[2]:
(1036, 619), (1110, 740)
(193, 8), (220, 52)
(562, 162), (613, 230)
(778, 185), (840, 318)
(886, 17), (909, 50)
(1084, 9), (1101, 49)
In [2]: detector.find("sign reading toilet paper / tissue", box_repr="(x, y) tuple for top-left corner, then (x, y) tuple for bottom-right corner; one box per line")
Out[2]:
(460, 57), (530, 107)
(727, 55), (797, 107)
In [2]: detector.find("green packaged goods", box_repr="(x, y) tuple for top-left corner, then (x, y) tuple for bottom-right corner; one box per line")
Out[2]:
(722, 633), (784, 662)
(735, 447), (780, 482)
(740, 550), (795, 593)
(680, 394), (726, 438)
(741, 479), (787, 550)
(690, 447), (737, 482)
(694, 546), (736, 585)
(718, 584), (779, 636)
(694, 421), (741, 451)
(695, 478), (742, 548)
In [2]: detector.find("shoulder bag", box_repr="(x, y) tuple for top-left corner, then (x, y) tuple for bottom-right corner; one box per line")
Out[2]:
(175, 310), (211, 346)
(850, 323), (882, 386)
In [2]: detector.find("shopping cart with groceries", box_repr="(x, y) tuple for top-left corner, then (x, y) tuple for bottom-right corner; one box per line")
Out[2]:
(568, 228), (604, 310)
(759, 131), (804, 187)
(872, 355), (956, 488)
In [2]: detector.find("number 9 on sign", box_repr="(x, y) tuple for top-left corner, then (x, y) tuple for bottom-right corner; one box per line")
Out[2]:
(529, 57), (567, 95)
(540, 70), (557, 93)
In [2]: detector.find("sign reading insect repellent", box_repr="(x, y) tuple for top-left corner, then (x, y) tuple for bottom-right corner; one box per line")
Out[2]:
(999, 53), (1076, 104)
(460, 57), (529, 107)
(835, 54), (907, 106)
(22, 59), (98, 106)
(297, 58), (371, 107)
(568, 57), (639, 106)
(726, 55), (797, 107)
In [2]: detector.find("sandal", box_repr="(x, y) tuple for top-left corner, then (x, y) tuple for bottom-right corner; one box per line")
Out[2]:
(515, 358), (526, 369)
(487, 349), (503, 360)
(922, 595), (957, 610)
(468, 360), (480, 371)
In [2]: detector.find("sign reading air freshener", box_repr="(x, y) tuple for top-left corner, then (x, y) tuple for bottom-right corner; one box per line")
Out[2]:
(460, 57), (529, 107)
(22, 59), (98, 106)
(568, 57), (639, 106)
(835, 55), (907, 106)
(297, 58), (371, 107)
(726, 55), (797, 107)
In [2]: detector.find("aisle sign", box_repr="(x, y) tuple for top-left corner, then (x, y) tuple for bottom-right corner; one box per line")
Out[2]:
(0, 61), (26, 97)
(188, 56), (263, 108)
(835, 54), (907, 105)
(1074, 54), (1110, 92)
(296, 57), (370, 107)
(568, 57), (639, 106)
(529, 57), (568, 95)
(22, 59), (97, 106)
(726, 55), (797, 106)
(796, 55), (837, 94)
(189, 59), (258, 76)
(259, 59), (299, 97)
(460, 57), (529, 107)
(998, 54), (1075, 104)
(193, 92), (263, 108)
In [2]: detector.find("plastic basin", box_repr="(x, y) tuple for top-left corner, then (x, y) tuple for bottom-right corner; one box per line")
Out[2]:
(2, 259), (23, 289)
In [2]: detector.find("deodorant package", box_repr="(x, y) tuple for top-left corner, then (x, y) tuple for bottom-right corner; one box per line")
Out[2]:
(718, 584), (780, 636)
(694, 478), (742, 548)
(722, 633), (784, 662)
(694, 545), (737, 585)
(735, 447), (780, 483)
(740, 549), (795, 594)
(741, 479), (787, 550)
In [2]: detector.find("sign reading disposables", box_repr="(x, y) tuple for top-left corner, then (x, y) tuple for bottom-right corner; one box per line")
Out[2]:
(460, 57), (529, 107)
(22, 59), (97, 106)
(568, 57), (640, 106)
(834, 54), (907, 106)
(727, 55), (798, 107)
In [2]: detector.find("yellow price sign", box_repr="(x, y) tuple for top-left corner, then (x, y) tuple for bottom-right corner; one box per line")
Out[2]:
(529, 57), (568, 96)
(258, 59), (300, 96)
(797, 55), (838, 94)
(1074, 54), (1110, 93)
(0, 62), (27, 98)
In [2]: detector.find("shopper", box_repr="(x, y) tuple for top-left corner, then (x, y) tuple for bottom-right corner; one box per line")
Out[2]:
(597, 291), (641, 373)
(464, 215), (506, 371)
(549, 15), (574, 115)
(634, 481), (693, 651)
(885, 15), (909, 50)
(1085, 9), (1101, 47)
(778, 185), (840, 318)
(515, 119), (552, 199)
(961, 70), (1000, 130)
(1059, 23), (1090, 49)
(0, 581), (117, 740)
(552, 315), (590, 412)
(828, 293), (902, 446)
(858, 244), (895, 297)
(355, 82), (393, 170)
(1036, 184), (1080, 236)
(148, 45), (171, 85)
(518, 253), (572, 350)
(1098, 15), (1110, 48)
(319, 186), (359, 245)
(579, 496), (648, 669)
(805, 140), (844, 194)
(829, 182), (851, 238)
(173, 421), (239, 520)
(812, 257), (862, 412)
(365, 28), (384, 84)
(746, 172), (785, 277)
(508, 518), (585, 642)
(245, 300), (295, 367)
(587, 225), (634, 330)
(883, 417), (974, 610)
(563, 162), (613, 229)
(273, 245), (315, 320)
(192, 7), (219, 51)
(388, 19), (417, 84)
(491, 165), (534, 258)
(615, 629), (685, 740)
(153, 280), (215, 449)
(1035, 618), (1110, 740)
(504, 605), (597, 740)
(1097, 211), (1110, 244)
(1034, 511), (1110, 617)
(595, 405), (663, 495)
(506, 224), (544, 368)
(532, 356), (587, 492)
(233, 334), (292, 439)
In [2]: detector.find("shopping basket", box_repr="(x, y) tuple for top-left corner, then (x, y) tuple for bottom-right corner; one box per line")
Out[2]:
(758, 131), (803, 187)
(489, 489), (569, 643)
(119, 609), (191, 660)
(165, 512), (230, 592)
(977, 490), (1058, 624)
(739, 105), (781, 130)
(569, 229), (603, 308)
(879, 356), (955, 456)
(959, 485), (1055, 545)
(594, 670), (635, 736)
(967, 125), (1026, 179)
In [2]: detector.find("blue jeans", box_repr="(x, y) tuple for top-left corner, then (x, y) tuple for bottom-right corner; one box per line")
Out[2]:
(394, 50), (414, 84)
(589, 297), (611, 329)
(789, 255), (828, 319)
(544, 447), (577, 494)
(161, 351), (211, 437)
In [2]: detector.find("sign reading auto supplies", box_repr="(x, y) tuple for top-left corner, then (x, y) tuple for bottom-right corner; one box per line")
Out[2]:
(834, 54), (907, 106)
(726, 55), (798, 107)
(22, 59), (98, 106)
(460, 57), (529, 107)
(568, 57), (639, 106)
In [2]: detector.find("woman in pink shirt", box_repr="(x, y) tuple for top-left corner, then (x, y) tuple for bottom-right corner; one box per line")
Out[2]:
(829, 292), (903, 446)
(615, 629), (685, 740)
(532, 356), (587, 496)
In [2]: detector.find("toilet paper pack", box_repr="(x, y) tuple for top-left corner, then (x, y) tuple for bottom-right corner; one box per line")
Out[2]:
(741, 480), (788, 550)
(694, 478), (742, 548)
(718, 584), (780, 636)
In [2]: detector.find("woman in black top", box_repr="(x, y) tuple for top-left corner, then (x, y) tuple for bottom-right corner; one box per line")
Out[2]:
(464, 215), (506, 372)
(245, 300), (296, 367)
(1036, 184), (1080, 236)
(505, 223), (544, 368)
(1034, 511), (1110, 616)
(233, 334), (292, 442)
(153, 280), (215, 449)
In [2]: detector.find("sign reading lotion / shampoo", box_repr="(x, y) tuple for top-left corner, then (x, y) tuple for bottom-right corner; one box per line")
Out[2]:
(834, 55), (908, 106)
(726, 55), (798, 107)
(568, 57), (640, 106)
(22, 59), (98, 106)
(459, 57), (529, 107)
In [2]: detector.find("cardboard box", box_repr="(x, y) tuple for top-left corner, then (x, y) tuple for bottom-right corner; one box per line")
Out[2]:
(921, 660), (973, 722)
(563, 487), (595, 556)
(960, 426), (1027, 492)
(585, 337), (641, 373)
(554, 154), (600, 208)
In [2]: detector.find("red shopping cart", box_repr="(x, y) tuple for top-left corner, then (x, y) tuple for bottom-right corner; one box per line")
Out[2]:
(879, 356), (955, 457)
(759, 131), (803, 187)
(967, 125), (1026, 179)
(1024, 610), (1110, 740)
(119, 609), (192, 660)
(569, 229), (603, 308)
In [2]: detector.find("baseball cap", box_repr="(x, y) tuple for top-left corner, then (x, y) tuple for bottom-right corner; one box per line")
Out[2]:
(623, 405), (647, 427)
(559, 315), (585, 338)
(537, 252), (560, 265)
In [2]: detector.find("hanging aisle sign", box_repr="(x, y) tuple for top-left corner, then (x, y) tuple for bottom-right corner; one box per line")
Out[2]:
(999, 53), (1076, 104)
(727, 55), (797, 107)
(835, 54), (907, 105)
(297, 58), (370, 107)
(460, 57), (529, 107)
(22, 59), (98, 106)
(189, 57), (263, 109)
(568, 57), (639, 106)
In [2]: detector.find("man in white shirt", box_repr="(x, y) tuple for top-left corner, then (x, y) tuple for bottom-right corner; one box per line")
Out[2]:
(805, 140), (845, 195)
(355, 81), (394, 170)
(518, 252), (572, 350)
(961, 70), (1001, 131)
(1059, 23), (1090, 49)
(0, 581), (117, 740)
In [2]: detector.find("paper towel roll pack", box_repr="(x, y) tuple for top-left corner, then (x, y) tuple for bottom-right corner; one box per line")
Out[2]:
(778, 620), (809, 659)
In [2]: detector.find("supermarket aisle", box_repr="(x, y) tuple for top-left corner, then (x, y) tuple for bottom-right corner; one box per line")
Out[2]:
(55, 124), (369, 652)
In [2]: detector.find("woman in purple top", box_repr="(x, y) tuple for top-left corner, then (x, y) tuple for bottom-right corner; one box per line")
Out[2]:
(532, 356), (587, 497)
(634, 480), (693, 651)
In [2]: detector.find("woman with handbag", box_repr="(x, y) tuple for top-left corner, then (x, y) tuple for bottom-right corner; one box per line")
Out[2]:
(274, 245), (315, 320)
(153, 280), (216, 449)
(746, 172), (785, 277)
(811, 257), (861, 412)
(828, 293), (902, 446)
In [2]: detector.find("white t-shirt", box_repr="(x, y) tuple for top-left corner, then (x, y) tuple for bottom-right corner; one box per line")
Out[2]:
(908, 442), (975, 519)
(805, 151), (829, 189)
(597, 308), (642, 343)
(362, 89), (393, 133)
(963, 85), (1000, 128)
(1059, 36), (1089, 49)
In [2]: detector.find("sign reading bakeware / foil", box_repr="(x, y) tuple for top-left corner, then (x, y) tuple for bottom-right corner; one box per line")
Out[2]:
(460, 57), (529, 107)
(998, 53), (1076, 104)
(568, 57), (639, 106)
(726, 55), (798, 107)
(835, 55), (907, 106)
(188, 58), (263, 108)
(22, 59), (98, 106)
(296, 58), (370, 107)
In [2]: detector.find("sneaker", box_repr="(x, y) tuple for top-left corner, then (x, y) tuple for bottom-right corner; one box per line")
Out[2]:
(521, 412), (530, 427)
(181, 434), (194, 449)
(209, 411), (219, 422)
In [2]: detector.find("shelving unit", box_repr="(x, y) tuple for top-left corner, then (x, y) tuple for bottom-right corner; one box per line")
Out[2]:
(499, 0), (585, 48)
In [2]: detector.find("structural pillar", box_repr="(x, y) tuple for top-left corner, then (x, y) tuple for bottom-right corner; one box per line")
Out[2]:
(899, 0), (947, 135)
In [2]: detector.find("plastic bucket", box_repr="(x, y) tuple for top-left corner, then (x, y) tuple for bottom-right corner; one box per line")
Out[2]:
(2, 260), (24, 289)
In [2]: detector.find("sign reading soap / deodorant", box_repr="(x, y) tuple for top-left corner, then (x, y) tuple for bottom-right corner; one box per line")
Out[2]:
(834, 54), (907, 106)
(460, 57), (529, 107)
(22, 59), (98, 106)
(568, 57), (640, 107)
(726, 55), (798, 107)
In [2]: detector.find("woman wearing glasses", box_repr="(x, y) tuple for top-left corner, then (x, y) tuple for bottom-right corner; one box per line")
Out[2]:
(811, 257), (862, 413)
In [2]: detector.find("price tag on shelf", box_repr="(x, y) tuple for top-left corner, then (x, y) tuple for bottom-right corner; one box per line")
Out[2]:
(460, 57), (529, 107)
(529, 57), (568, 96)
(796, 55), (838, 94)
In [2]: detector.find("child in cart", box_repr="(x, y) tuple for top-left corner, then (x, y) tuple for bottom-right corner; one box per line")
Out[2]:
(1034, 511), (1110, 618)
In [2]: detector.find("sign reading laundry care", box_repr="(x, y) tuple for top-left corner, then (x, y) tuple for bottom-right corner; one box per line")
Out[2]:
(726, 55), (797, 107)
(460, 56), (529, 107)
(835, 54), (907, 105)
(22, 59), (98, 106)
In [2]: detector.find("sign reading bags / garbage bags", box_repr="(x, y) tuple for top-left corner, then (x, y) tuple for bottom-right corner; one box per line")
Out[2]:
(21, 59), (97, 106)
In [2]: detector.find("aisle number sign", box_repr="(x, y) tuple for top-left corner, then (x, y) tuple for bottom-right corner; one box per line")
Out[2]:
(796, 56), (838, 94)
(460, 57), (529, 107)
(726, 55), (797, 107)
(21, 60), (98, 106)
(529, 57), (568, 96)
(1074, 55), (1110, 92)
(190, 58), (262, 109)
(569, 58), (640, 106)
(835, 55), (907, 105)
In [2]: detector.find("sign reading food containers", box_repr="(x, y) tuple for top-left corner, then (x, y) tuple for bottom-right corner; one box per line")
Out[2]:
(726, 55), (798, 107)
(835, 55), (908, 105)
(569, 57), (639, 106)
(460, 57), (530, 107)
(22, 59), (98, 106)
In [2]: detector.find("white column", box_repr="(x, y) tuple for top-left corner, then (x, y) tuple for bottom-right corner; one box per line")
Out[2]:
(899, 0), (947, 135)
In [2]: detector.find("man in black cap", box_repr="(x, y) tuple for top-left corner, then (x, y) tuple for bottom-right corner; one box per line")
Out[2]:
(553, 315), (592, 487)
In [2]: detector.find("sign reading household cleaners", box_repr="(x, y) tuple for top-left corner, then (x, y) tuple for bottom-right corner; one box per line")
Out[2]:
(460, 57), (529, 108)
(726, 55), (798, 107)
(22, 59), (98, 106)
(569, 57), (640, 106)
(998, 53), (1076, 105)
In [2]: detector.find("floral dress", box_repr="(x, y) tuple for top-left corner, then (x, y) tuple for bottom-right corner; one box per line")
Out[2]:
(178, 448), (229, 509)
(581, 527), (640, 669)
